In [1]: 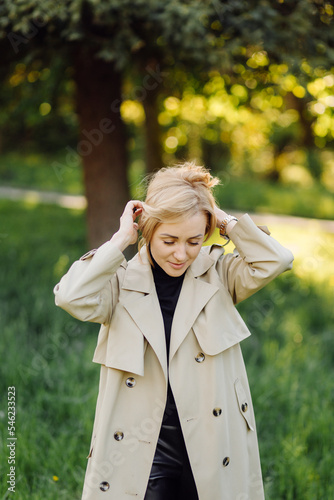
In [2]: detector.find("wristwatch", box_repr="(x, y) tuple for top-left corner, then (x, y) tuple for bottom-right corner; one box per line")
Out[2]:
(219, 215), (238, 238)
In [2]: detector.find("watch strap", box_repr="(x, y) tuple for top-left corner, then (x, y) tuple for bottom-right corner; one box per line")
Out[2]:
(219, 215), (238, 237)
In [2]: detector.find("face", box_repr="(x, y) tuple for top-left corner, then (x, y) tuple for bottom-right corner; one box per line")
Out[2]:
(150, 212), (207, 277)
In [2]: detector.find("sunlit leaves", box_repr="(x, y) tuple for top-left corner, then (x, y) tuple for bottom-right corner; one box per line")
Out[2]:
(149, 59), (334, 182)
(246, 51), (269, 69)
(120, 100), (145, 126)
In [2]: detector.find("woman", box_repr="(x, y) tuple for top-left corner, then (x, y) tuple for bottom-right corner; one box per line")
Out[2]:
(54, 163), (293, 500)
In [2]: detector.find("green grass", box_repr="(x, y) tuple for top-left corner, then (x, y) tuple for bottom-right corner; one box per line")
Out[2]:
(238, 276), (334, 499)
(0, 199), (333, 499)
(0, 152), (83, 195)
(0, 200), (93, 499)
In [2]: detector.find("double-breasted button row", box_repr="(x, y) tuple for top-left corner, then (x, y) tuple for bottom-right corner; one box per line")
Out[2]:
(195, 352), (205, 363)
(114, 378), (135, 444)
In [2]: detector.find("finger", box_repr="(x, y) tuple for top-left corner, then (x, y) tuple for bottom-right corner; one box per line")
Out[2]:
(132, 201), (143, 218)
(131, 200), (143, 208)
(133, 207), (143, 217)
(122, 201), (140, 217)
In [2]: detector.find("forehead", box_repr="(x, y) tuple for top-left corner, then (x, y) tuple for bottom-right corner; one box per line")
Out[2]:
(154, 212), (207, 237)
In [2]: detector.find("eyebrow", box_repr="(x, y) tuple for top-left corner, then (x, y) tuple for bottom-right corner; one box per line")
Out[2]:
(159, 233), (203, 239)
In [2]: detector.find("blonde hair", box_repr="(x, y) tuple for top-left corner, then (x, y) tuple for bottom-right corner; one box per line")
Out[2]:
(138, 162), (219, 257)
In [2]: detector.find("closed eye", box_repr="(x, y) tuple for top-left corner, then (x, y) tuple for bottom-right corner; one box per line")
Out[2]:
(163, 240), (200, 246)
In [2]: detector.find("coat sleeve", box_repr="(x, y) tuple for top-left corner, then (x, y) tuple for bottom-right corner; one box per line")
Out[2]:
(215, 214), (294, 304)
(53, 241), (125, 324)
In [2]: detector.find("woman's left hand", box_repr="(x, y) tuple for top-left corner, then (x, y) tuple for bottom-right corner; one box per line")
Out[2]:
(214, 205), (228, 228)
(214, 205), (238, 235)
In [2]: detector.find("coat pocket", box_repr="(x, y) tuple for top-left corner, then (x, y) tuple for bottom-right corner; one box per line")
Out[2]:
(234, 378), (255, 431)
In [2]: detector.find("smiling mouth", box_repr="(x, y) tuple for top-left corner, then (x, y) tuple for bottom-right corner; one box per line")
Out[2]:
(168, 262), (186, 268)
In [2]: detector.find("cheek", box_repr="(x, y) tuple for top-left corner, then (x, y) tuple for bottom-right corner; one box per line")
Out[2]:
(159, 245), (170, 258)
(151, 240), (168, 261)
(189, 246), (202, 259)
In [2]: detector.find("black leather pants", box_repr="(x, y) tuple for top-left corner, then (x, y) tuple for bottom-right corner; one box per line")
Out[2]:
(144, 422), (199, 500)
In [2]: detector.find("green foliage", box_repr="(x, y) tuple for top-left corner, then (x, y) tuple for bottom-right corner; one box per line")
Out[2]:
(210, 0), (334, 67)
(1, 0), (333, 71)
(0, 56), (77, 153)
(0, 0), (218, 70)
(0, 0), (333, 175)
(156, 68), (334, 166)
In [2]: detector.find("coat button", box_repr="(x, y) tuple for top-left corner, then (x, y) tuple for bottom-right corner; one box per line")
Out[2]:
(114, 431), (124, 441)
(99, 481), (110, 491)
(222, 457), (230, 467)
(195, 352), (205, 363)
(125, 377), (136, 388)
(241, 402), (248, 412)
(213, 408), (222, 417)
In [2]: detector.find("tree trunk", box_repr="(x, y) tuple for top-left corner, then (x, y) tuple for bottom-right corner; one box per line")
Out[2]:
(142, 59), (163, 174)
(74, 47), (129, 249)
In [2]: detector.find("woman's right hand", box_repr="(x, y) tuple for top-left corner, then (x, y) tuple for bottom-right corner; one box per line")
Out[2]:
(110, 200), (143, 252)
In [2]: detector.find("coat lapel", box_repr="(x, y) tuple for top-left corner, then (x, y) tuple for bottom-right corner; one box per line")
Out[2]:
(120, 248), (167, 380)
(121, 293), (167, 380)
(120, 247), (219, 376)
(169, 266), (219, 362)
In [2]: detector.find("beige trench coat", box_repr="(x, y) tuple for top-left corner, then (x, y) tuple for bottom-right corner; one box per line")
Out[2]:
(54, 214), (293, 500)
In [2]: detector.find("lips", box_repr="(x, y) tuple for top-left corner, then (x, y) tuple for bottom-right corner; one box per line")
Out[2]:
(168, 262), (186, 269)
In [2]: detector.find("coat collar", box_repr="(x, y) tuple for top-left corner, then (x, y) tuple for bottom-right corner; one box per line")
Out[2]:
(122, 245), (216, 293)
(120, 246), (219, 379)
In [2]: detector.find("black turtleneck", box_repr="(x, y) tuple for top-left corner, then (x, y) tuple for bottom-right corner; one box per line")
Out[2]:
(151, 256), (185, 360)
(151, 254), (186, 425)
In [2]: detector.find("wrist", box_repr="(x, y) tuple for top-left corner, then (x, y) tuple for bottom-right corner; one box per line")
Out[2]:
(215, 208), (228, 227)
(219, 215), (238, 238)
(110, 231), (133, 252)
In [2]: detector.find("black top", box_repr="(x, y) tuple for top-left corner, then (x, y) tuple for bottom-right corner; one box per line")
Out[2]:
(151, 255), (185, 425)
(151, 257), (185, 359)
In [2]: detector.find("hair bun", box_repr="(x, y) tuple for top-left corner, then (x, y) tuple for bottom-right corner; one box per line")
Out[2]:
(178, 162), (220, 190)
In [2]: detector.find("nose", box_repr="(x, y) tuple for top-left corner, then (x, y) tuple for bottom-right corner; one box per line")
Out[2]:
(173, 244), (187, 262)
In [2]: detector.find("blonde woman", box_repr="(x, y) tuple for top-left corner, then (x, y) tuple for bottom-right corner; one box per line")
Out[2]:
(54, 163), (293, 500)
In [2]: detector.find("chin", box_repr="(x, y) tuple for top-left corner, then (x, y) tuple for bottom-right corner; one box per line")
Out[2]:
(167, 269), (182, 277)
(166, 263), (189, 276)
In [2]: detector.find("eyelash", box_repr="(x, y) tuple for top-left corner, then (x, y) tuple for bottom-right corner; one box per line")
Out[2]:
(163, 241), (199, 246)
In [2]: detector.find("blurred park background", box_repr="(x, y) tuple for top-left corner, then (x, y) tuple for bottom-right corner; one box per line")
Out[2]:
(0, 1), (333, 498)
